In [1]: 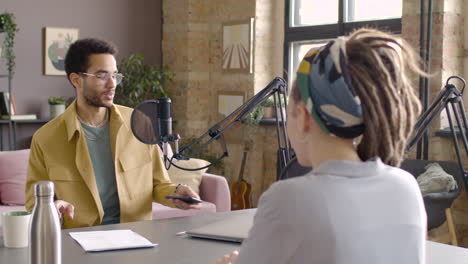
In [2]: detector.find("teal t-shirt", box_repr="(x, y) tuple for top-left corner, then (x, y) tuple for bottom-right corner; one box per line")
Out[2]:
(80, 122), (120, 225)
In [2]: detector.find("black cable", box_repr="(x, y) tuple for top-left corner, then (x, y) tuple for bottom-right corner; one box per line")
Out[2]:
(164, 152), (228, 171)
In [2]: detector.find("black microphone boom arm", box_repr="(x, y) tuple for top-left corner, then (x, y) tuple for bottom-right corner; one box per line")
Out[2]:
(169, 77), (291, 174)
(407, 76), (468, 193)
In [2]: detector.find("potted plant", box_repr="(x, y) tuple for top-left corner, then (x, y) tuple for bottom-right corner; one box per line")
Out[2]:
(0, 13), (18, 76)
(261, 95), (287, 119)
(243, 106), (264, 126)
(48, 96), (66, 118)
(262, 97), (276, 118)
(114, 53), (175, 108)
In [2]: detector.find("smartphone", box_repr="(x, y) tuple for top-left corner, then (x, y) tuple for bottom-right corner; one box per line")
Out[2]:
(165, 195), (203, 204)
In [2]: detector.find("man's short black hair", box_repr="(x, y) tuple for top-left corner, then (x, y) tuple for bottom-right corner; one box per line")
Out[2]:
(64, 38), (118, 81)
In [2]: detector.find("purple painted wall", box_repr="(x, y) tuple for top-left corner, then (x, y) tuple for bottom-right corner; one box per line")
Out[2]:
(0, 0), (162, 149)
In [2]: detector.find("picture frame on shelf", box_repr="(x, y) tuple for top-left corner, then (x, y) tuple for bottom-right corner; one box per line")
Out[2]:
(43, 27), (79, 76)
(217, 91), (245, 143)
(222, 18), (254, 73)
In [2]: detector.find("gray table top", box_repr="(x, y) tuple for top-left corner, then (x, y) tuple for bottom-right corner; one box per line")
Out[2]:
(2, 208), (468, 264)
(0, 209), (253, 264)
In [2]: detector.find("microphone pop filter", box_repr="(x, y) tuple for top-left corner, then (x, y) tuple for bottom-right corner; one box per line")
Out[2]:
(131, 100), (162, 144)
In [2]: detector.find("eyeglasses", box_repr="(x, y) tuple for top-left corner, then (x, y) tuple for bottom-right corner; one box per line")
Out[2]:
(79, 72), (124, 85)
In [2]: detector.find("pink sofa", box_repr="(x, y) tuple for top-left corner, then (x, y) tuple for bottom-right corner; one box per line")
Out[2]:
(0, 149), (231, 229)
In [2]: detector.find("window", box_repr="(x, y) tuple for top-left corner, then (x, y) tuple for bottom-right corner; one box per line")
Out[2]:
(291, 0), (339, 27)
(345, 0), (402, 22)
(284, 0), (402, 87)
(288, 40), (328, 85)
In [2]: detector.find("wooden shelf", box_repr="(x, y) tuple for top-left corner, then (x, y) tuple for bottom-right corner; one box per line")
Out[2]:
(13, 119), (50, 124)
(0, 73), (47, 150)
(435, 127), (463, 138)
(0, 119), (49, 124)
(259, 118), (285, 126)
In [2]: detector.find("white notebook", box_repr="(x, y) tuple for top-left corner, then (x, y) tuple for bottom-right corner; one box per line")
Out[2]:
(69, 229), (157, 252)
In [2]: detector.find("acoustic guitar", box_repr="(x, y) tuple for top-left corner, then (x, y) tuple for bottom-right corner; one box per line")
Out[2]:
(230, 150), (252, 210)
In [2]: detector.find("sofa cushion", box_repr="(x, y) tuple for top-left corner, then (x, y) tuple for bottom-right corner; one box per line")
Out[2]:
(0, 149), (30, 206)
(151, 201), (216, 220)
(168, 158), (209, 195)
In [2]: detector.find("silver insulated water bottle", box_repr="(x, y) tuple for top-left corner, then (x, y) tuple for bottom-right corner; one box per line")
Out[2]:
(29, 181), (62, 264)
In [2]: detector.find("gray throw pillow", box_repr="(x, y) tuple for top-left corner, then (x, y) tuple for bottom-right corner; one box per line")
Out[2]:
(417, 163), (457, 194)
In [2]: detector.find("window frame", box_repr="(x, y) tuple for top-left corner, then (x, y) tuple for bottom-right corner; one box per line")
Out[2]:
(284, 0), (402, 83)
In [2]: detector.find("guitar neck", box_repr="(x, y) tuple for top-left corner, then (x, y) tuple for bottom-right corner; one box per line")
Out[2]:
(238, 151), (248, 182)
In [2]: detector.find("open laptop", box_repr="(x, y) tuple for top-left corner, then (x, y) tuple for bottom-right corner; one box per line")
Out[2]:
(186, 210), (255, 243)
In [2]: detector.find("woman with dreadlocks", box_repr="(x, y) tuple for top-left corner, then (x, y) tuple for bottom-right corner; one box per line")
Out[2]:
(216, 28), (426, 264)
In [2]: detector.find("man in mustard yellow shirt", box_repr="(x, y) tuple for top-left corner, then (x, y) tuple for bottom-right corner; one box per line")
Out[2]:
(25, 38), (199, 229)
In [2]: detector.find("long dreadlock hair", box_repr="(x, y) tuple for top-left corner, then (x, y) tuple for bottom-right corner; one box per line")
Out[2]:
(291, 28), (424, 167)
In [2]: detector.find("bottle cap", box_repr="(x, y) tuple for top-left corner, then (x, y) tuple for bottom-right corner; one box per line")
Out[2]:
(34, 181), (55, 197)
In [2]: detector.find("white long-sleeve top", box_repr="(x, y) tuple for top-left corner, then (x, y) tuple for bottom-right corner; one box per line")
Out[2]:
(234, 158), (427, 264)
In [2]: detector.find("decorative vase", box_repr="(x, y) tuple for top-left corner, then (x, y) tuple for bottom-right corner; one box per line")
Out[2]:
(50, 104), (65, 119)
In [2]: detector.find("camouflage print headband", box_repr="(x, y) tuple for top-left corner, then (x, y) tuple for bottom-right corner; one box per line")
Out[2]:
(296, 37), (365, 139)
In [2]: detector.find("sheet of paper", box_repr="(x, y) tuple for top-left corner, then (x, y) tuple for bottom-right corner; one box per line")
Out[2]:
(69, 229), (157, 252)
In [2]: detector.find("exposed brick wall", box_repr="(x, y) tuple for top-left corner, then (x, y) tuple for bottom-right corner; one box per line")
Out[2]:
(163, 0), (284, 206)
(164, 1), (468, 235)
(403, 0), (467, 247)
(248, 0), (286, 204)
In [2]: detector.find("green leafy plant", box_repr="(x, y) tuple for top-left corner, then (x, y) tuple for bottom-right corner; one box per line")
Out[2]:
(48, 96), (66, 105)
(261, 94), (287, 107)
(114, 53), (175, 108)
(243, 106), (264, 126)
(0, 13), (18, 76)
(260, 95), (288, 119)
(261, 97), (276, 107)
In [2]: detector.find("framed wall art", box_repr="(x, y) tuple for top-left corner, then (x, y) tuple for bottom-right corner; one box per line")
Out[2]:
(44, 27), (79, 76)
(222, 18), (254, 73)
(217, 91), (245, 143)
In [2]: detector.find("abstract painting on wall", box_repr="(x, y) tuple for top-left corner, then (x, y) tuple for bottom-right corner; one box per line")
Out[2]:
(44, 27), (79, 76)
(222, 18), (254, 73)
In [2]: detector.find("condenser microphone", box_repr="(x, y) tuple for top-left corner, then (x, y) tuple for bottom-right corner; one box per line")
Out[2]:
(157, 97), (172, 141)
(130, 98), (180, 164)
(157, 98), (173, 159)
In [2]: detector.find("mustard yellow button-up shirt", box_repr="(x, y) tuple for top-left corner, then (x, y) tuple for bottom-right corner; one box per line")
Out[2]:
(25, 101), (176, 229)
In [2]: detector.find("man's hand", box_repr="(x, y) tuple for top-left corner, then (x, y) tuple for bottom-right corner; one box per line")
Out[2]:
(216, 250), (239, 264)
(54, 200), (74, 224)
(169, 184), (202, 210)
